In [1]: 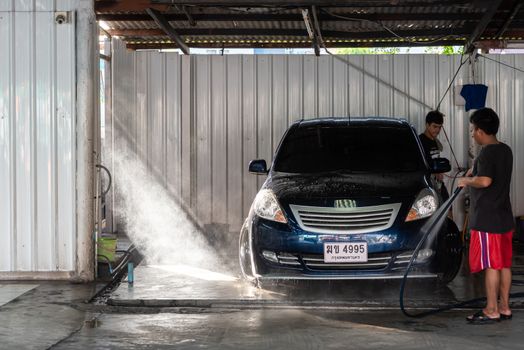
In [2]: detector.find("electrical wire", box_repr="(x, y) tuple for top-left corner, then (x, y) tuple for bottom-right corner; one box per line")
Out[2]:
(449, 168), (468, 193)
(476, 54), (524, 74)
(436, 54), (468, 111)
(434, 54), (468, 172)
(310, 14), (433, 110)
(95, 164), (112, 197)
(321, 9), (463, 45)
(440, 125), (462, 171)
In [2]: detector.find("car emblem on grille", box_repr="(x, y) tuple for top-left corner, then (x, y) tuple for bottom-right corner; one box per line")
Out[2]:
(334, 199), (357, 208)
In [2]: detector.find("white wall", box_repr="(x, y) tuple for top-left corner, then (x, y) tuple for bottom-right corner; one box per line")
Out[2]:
(0, 0), (96, 280)
(112, 39), (524, 236)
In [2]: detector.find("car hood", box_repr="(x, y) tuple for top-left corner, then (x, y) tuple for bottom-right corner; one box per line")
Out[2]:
(267, 172), (427, 201)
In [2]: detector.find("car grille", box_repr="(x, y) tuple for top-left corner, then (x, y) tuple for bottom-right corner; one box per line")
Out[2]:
(289, 202), (401, 234)
(276, 251), (415, 271)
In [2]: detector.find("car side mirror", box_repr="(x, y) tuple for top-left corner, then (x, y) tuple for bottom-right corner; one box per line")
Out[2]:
(429, 157), (451, 173)
(249, 159), (268, 174)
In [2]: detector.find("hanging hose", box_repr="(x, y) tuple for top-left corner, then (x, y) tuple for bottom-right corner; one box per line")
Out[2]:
(88, 244), (143, 303)
(400, 187), (524, 317)
(95, 164), (112, 198)
(400, 187), (462, 317)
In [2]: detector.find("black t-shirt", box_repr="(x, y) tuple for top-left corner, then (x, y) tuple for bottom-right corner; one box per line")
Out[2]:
(469, 143), (514, 233)
(419, 133), (441, 162)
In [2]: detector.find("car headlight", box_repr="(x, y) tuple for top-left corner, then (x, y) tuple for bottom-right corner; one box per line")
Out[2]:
(405, 188), (438, 222)
(253, 189), (287, 223)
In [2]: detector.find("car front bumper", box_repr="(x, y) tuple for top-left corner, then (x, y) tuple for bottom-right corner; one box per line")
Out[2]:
(249, 216), (440, 279)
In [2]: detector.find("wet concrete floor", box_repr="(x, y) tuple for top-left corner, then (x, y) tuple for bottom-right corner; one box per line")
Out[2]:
(2, 249), (524, 349)
(2, 282), (524, 350)
(48, 309), (524, 350)
(108, 256), (524, 310)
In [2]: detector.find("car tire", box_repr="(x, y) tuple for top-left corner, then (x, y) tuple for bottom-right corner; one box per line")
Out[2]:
(436, 218), (463, 284)
(239, 222), (257, 284)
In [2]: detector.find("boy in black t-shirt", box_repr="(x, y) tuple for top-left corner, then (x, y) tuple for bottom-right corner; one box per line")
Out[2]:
(419, 110), (449, 201)
(458, 108), (514, 324)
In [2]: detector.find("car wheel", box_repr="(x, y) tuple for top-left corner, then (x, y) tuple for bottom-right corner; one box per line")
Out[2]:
(239, 223), (257, 284)
(436, 218), (463, 284)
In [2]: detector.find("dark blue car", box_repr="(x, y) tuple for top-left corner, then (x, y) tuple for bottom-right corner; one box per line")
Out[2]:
(239, 117), (462, 284)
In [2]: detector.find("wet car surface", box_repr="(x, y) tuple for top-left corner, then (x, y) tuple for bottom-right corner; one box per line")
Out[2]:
(239, 117), (462, 283)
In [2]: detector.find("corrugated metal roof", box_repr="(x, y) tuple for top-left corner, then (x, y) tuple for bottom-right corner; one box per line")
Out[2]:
(95, 1), (524, 50)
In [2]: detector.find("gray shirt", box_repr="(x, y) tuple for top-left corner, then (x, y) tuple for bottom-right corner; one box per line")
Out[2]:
(469, 143), (514, 233)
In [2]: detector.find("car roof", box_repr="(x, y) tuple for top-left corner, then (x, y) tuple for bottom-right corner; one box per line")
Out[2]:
(294, 117), (410, 129)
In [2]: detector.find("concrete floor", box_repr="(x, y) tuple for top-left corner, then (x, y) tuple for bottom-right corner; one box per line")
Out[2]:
(108, 264), (488, 308)
(2, 250), (524, 349)
(107, 254), (524, 309)
(49, 309), (524, 350)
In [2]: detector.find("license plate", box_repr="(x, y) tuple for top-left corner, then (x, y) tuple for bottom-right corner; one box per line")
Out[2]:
(323, 242), (368, 263)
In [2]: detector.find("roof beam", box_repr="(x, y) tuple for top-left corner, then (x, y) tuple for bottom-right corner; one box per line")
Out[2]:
(125, 39), (467, 50)
(495, 2), (523, 38)
(97, 12), (481, 22)
(108, 29), (166, 36)
(464, 0), (503, 53)
(482, 29), (524, 38)
(106, 28), (472, 39)
(146, 7), (190, 54)
(95, 1), (170, 12)
(179, 5), (196, 26)
(150, 0), (471, 7)
(301, 8), (319, 56)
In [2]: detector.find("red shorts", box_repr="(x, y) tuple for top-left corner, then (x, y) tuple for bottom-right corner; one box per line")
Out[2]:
(469, 230), (513, 273)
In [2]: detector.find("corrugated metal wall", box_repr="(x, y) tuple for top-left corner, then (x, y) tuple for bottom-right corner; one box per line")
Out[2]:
(0, 1), (76, 273)
(476, 55), (524, 221)
(112, 38), (524, 235)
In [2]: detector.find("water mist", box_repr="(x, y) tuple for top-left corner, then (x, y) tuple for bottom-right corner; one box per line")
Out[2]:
(113, 150), (234, 277)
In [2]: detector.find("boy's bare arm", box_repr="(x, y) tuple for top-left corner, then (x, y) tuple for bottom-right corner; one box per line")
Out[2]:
(457, 175), (492, 188)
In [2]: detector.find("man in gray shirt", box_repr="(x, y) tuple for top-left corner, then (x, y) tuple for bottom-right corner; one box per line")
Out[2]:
(458, 108), (514, 324)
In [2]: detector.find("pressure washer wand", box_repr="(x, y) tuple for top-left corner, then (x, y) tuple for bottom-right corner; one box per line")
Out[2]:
(400, 187), (463, 317)
(400, 187), (524, 318)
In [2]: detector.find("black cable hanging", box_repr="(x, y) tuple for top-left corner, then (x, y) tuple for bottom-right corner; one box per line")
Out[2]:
(436, 54), (468, 111)
(476, 53), (524, 74)
(435, 53), (469, 172)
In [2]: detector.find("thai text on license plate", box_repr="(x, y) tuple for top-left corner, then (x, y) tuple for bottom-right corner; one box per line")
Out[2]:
(323, 242), (368, 263)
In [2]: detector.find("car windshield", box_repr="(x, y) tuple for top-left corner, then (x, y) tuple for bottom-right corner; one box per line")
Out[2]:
(273, 124), (424, 174)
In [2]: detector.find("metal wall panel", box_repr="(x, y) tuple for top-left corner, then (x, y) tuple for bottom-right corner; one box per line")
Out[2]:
(226, 56), (243, 230)
(476, 55), (524, 218)
(112, 42), (524, 237)
(111, 38), (136, 235)
(0, 7), (76, 272)
(165, 54), (182, 199)
(0, 0), (74, 11)
(0, 10), (13, 270)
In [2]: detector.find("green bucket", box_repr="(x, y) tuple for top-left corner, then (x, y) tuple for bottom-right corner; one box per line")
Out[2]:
(97, 237), (117, 263)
